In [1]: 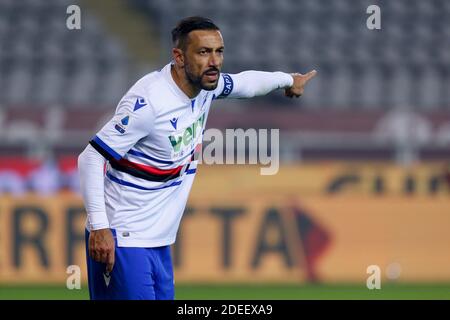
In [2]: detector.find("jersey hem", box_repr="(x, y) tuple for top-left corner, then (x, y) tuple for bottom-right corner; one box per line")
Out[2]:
(116, 236), (176, 248)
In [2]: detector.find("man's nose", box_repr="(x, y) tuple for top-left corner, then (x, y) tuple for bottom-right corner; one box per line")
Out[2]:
(209, 54), (219, 67)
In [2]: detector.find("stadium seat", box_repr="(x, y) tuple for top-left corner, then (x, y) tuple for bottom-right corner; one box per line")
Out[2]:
(0, 0), (448, 110)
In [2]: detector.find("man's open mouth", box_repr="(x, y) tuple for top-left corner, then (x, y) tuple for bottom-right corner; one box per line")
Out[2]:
(204, 70), (219, 81)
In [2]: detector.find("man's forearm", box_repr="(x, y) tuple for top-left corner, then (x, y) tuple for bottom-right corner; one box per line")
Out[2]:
(229, 70), (294, 98)
(78, 144), (110, 230)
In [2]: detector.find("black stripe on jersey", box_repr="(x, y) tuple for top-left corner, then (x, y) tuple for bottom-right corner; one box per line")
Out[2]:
(90, 139), (115, 162)
(108, 160), (183, 183)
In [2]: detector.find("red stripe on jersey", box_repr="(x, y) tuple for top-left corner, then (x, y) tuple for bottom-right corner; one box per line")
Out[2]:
(194, 143), (202, 153)
(118, 158), (183, 176)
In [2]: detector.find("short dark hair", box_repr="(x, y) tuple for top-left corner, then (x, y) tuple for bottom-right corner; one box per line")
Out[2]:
(171, 16), (220, 49)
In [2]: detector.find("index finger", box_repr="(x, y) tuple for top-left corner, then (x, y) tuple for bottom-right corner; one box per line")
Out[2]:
(106, 250), (115, 273)
(303, 70), (317, 82)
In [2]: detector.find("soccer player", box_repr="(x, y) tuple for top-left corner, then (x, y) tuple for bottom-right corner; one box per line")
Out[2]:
(78, 16), (316, 300)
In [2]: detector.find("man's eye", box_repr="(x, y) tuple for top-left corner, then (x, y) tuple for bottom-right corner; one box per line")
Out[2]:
(199, 51), (207, 55)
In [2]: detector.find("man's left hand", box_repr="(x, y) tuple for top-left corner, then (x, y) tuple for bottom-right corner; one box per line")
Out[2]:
(285, 70), (317, 98)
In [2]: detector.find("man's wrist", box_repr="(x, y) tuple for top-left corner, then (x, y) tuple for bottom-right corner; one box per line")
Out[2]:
(90, 225), (110, 231)
(89, 218), (110, 231)
(274, 71), (294, 88)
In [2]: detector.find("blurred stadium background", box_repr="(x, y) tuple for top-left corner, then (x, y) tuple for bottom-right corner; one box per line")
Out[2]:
(0, 0), (450, 299)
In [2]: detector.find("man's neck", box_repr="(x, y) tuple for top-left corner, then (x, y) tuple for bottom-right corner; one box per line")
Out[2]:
(171, 65), (200, 99)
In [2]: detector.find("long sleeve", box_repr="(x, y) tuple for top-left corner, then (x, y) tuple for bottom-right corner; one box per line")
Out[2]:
(214, 71), (294, 99)
(78, 143), (110, 230)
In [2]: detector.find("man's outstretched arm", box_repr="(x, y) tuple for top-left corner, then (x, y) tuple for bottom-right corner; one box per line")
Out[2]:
(216, 70), (317, 99)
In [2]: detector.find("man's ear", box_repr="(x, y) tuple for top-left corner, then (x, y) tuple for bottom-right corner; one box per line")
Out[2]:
(172, 48), (184, 68)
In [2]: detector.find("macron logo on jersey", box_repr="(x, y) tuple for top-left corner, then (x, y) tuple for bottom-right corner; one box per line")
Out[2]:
(103, 272), (111, 287)
(170, 117), (178, 129)
(133, 98), (147, 111)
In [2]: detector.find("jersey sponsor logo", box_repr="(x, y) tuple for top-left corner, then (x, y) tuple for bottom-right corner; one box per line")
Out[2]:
(170, 117), (178, 129)
(168, 112), (205, 153)
(133, 98), (147, 111)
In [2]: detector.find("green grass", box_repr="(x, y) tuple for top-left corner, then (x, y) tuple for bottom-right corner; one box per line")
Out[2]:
(1, 283), (450, 300)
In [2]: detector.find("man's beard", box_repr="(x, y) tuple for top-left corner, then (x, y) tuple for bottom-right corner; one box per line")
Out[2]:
(185, 65), (220, 91)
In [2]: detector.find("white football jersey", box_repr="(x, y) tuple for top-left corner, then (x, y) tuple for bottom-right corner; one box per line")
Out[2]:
(86, 61), (294, 247)
(89, 62), (235, 247)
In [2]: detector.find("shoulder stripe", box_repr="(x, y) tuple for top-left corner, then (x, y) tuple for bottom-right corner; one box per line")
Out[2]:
(91, 136), (122, 161)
